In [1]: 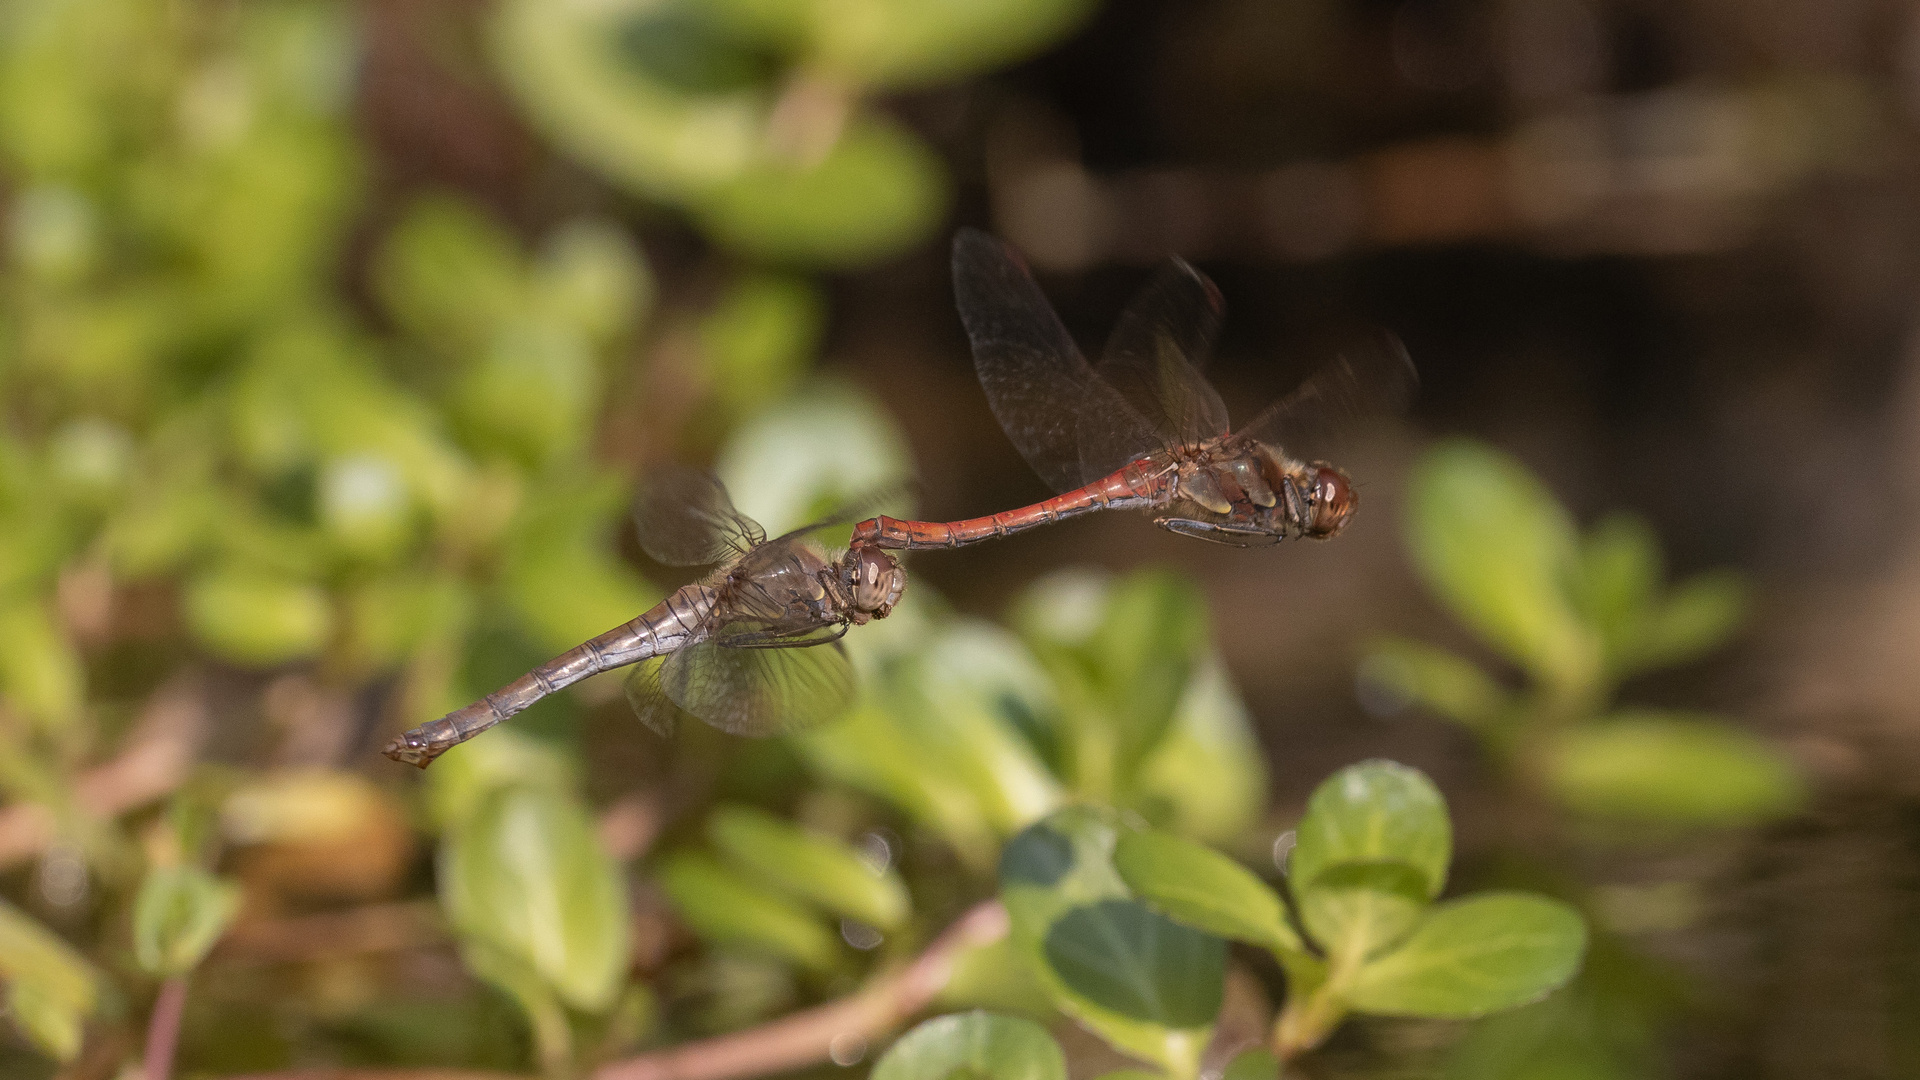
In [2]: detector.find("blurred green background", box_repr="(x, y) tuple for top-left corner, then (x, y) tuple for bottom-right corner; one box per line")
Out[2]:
(0, 0), (1910, 1076)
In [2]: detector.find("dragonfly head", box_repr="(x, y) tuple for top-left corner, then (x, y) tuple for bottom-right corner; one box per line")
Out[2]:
(843, 546), (906, 622)
(1302, 462), (1358, 538)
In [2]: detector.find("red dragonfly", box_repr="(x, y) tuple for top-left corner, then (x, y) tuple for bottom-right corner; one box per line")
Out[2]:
(852, 230), (1415, 550)
(383, 468), (906, 767)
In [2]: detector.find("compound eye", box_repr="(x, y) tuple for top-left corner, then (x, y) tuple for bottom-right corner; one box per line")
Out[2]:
(1308, 465), (1357, 537)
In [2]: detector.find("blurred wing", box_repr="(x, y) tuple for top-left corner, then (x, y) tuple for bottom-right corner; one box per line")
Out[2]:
(770, 480), (918, 544)
(1234, 334), (1418, 460)
(953, 228), (1159, 492)
(1094, 258), (1231, 448)
(623, 658), (684, 738)
(657, 631), (855, 737)
(634, 465), (767, 566)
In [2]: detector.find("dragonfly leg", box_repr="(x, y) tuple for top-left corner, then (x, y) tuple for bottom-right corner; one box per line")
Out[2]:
(718, 622), (851, 649)
(1153, 517), (1287, 547)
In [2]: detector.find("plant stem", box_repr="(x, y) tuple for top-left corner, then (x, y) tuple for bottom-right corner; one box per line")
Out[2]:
(144, 975), (189, 1080)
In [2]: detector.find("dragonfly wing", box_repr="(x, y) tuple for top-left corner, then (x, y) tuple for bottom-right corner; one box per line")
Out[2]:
(1233, 333), (1418, 461)
(953, 228), (1158, 491)
(634, 465), (768, 566)
(1094, 257), (1232, 449)
(623, 658), (685, 738)
(657, 631), (856, 737)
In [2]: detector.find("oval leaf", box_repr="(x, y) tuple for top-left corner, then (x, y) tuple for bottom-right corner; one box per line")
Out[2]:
(1346, 893), (1587, 1018)
(657, 852), (838, 972)
(1292, 760), (1451, 899)
(873, 1011), (1066, 1080)
(0, 899), (98, 1061)
(1407, 440), (1595, 685)
(1114, 830), (1302, 955)
(1043, 898), (1225, 1028)
(439, 787), (630, 1010)
(708, 804), (910, 929)
(1297, 861), (1429, 964)
(133, 866), (241, 977)
(1543, 713), (1802, 826)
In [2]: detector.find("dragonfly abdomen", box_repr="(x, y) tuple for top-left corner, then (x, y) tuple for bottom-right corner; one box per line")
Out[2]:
(381, 584), (719, 767)
(851, 460), (1168, 550)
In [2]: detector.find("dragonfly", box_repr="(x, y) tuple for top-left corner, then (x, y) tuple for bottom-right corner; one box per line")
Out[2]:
(383, 467), (906, 767)
(851, 229), (1415, 550)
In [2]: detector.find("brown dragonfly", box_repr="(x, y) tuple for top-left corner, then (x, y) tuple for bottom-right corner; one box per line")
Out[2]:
(383, 467), (906, 767)
(851, 230), (1415, 550)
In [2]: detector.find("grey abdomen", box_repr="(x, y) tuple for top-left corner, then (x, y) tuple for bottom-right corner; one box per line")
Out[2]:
(382, 584), (718, 767)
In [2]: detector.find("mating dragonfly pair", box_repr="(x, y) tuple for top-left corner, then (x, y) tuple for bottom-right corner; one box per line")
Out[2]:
(383, 230), (1414, 767)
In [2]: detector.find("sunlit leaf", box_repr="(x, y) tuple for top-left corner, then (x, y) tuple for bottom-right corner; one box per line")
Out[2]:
(1568, 513), (1661, 660)
(709, 804), (910, 929)
(1223, 1048), (1282, 1080)
(1133, 659), (1268, 842)
(490, 0), (764, 200)
(714, 380), (910, 536)
(1622, 570), (1747, 676)
(1359, 638), (1511, 732)
(440, 786), (630, 1011)
(0, 598), (81, 731)
(805, 0), (1099, 90)
(1295, 861), (1428, 964)
(424, 727), (577, 832)
(1113, 830), (1302, 956)
(0, 899), (97, 1062)
(873, 1011), (1066, 1080)
(184, 567), (332, 666)
(1291, 760), (1451, 900)
(1346, 893), (1586, 1018)
(699, 272), (823, 420)
(1406, 440), (1596, 688)
(531, 218), (651, 345)
(1542, 712), (1802, 826)
(657, 852), (838, 972)
(133, 866), (242, 976)
(692, 116), (948, 266)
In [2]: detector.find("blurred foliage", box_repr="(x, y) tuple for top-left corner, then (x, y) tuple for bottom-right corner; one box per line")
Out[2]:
(1361, 438), (1801, 1080)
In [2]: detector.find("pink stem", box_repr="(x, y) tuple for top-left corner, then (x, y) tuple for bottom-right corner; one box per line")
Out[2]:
(145, 976), (189, 1080)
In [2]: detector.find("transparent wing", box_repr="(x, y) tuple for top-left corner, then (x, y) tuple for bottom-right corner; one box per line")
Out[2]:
(656, 630), (856, 737)
(1233, 334), (1419, 461)
(633, 465), (767, 567)
(1094, 257), (1231, 449)
(770, 481), (918, 545)
(623, 658), (684, 738)
(953, 228), (1160, 492)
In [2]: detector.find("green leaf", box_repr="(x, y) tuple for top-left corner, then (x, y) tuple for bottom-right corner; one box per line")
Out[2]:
(1295, 861), (1428, 964)
(691, 116), (948, 266)
(1623, 570), (1747, 675)
(1359, 639), (1510, 732)
(1113, 831), (1301, 955)
(1346, 893), (1586, 1018)
(499, 476), (658, 653)
(1133, 659), (1268, 843)
(657, 852), (838, 972)
(873, 1011), (1067, 1080)
(1223, 1048), (1281, 1080)
(714, 380), (910, 537)
(374, 195), (527, 356)
(0, 899), (98, 1061)
(1092, 1073), (1166, 1080)
(806, 0), (1099, 89)
(1291, 760), (1451, 900)
(1043, 899), (1225, 1027)
(1406, 440), (1596, 687)
(1088, 571), (1210, 786)
(0, 598), (81, 731)
(424, 726), (577, 832)
(439, 787), (630, 1011)
(184, 567), (332, 666)
(1542, 712), (1802, 826)
(708, 804), (910, 929)
(133, 866), (242, 976)
(489, 0), (763, 201)
(531, 218), (651, 344)
(997, 809), (1211, 1076)
(1568, 513), (1661, 657)
(699, 272), (823, 420)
